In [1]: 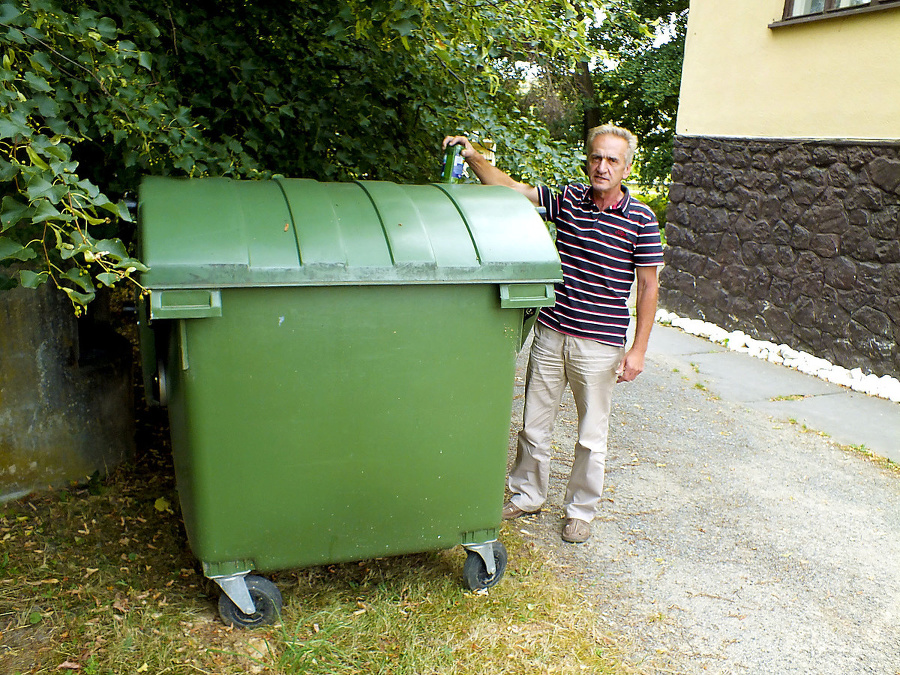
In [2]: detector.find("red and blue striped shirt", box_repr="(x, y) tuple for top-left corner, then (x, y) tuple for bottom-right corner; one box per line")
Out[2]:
(537, 183), (664, 347)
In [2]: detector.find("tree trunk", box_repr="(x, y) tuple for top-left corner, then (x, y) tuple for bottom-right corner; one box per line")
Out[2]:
(575, 60), (601, 139)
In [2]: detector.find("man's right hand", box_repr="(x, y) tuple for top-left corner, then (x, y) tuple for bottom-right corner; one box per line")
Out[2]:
(442, 135), (477, 159)
(439, 135), (539, 205)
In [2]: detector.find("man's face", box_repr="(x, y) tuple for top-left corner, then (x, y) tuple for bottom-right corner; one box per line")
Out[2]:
(586, 134), (632, 195)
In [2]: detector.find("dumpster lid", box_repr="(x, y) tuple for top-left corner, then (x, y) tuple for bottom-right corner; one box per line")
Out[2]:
(138, 177), (561, 290)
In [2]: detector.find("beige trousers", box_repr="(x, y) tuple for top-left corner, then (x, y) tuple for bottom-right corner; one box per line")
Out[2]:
(508, 322), (624, 522)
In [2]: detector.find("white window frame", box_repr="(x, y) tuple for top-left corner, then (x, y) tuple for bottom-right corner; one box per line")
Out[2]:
(771, 0), (900, 26)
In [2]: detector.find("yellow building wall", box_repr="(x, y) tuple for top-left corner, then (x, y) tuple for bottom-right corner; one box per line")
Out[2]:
(676, 1), (900, 140)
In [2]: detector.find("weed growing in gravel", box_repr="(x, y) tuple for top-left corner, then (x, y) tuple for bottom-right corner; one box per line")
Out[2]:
(844, 444), (900, 474)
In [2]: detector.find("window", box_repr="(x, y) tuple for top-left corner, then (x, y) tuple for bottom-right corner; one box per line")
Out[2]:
(789, 0), (866, 15)
(778, 0), (900, 22)
(784, 0), (896, 19)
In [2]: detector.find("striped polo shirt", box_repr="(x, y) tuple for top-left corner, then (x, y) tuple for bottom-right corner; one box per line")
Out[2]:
(537, 183), (664, 347)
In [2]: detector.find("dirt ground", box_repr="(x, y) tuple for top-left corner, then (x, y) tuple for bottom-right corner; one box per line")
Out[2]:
(507, 331), (900, 675)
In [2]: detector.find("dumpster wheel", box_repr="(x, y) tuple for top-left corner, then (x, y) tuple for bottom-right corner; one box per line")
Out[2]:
(217, 575), (283, 628)
(463, 540), (507, 591)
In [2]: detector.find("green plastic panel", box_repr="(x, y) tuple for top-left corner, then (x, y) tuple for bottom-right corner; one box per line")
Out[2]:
(138, 177), (561, 294)
(163, 285), (523, 571)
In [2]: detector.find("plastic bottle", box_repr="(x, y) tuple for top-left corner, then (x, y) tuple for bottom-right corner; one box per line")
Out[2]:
(442, 144), (466, 183)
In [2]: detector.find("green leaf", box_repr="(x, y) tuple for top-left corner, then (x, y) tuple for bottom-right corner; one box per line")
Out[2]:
(113, 200), (133, 222)
(0, 111), (32, 139)
(28, 52), (54, 74)
(74, 179), (101, 200)
(31, 199), (64, 224)
(95, 271), (120, 287)
(19, 270), (48, 289)
(0, 236), (36, 262)
(0, 3), (22, 22)
(25, 146), (50, 171)
(26, 179), (69, 205)
(92, 238), (129, 260)
(32, 94), (60, 117)
(23, 72), (52, 93)
(392, 18), (416, 37)
(96, 16), (118, 39)
(46, 117), (70, 136)
(114, 257), (148, 272)
(61, 286), (96, 305)
(59, 242), (79, 260)
(62, 267), (94, 293)
(96, 199), (130, 221)
(0, 159), (16, 181)
(69, 207), (106, 227)
(5, 27), (25, 44)
(0, 196), (32, 231)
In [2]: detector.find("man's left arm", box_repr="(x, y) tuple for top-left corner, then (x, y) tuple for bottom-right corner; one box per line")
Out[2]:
(617, 264), (661, 383)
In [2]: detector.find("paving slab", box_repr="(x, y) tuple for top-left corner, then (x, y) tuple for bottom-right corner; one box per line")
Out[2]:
(685, 350), (839, 401)
(754, 392), (900, 463)
(649, 325), (900, 464)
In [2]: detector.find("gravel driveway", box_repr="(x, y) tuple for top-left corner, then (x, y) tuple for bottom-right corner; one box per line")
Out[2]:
(507, 328), (900, 675)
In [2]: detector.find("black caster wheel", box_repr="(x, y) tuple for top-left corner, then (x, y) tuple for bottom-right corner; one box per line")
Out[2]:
(463, 540), (508, 591)
(217, 575), (283, 628)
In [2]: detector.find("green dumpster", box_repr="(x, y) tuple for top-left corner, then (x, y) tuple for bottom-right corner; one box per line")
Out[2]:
(137, 176), (562, 627)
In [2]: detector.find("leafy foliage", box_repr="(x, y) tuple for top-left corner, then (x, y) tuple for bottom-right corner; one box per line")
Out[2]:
(1, 0), (600, 310)
(0, 0), (263, 309)
(589, 0), (689, 186)
(517, 0), (687, 188)
(1, 1), (141, 307)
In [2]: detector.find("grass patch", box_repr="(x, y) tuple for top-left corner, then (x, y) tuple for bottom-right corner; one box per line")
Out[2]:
(0, 410), (625, 674)
(276, 532), (621, 674)
(843, 444), (900, 474)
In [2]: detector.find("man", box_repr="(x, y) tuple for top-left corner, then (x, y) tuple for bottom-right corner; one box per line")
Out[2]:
(442, 125), (664, 543)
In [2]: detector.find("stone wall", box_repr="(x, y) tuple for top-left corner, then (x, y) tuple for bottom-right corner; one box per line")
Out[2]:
(660, 136), (900, 378)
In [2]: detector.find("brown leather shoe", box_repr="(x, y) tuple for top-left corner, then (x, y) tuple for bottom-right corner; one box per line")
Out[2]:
(562, 518), (591, 543)
(502, 501), (540, 520)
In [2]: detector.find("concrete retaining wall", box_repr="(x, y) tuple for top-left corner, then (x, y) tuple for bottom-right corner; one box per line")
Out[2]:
(0, 283), (134, 501)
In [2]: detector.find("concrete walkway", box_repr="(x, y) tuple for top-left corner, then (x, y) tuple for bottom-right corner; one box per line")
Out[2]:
(508, 324), (900, 675)
(652, 325), (900, 465)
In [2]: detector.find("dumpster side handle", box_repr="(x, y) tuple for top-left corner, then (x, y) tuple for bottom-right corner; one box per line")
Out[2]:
(150, 289), (223, 320)
(499, 283), (555, 309)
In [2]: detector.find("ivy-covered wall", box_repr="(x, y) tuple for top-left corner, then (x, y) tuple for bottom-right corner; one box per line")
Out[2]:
(660, 136), (900, 378)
